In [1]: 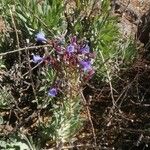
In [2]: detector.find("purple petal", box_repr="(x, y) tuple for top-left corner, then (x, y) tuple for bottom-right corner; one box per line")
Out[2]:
(32, 55), (43, 63)
(80, 44), (90, 54)
(66, 44), (75, 53)
(35, 32), (47, 43)
(79, 60), (92, 71)
(48, 88), (57, 97)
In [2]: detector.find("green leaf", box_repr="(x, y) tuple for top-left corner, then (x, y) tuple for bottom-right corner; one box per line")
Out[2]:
(0, 116), (4, 124)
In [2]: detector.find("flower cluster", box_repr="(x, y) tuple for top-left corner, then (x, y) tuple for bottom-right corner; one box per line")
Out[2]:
(32, 32), (96, 98)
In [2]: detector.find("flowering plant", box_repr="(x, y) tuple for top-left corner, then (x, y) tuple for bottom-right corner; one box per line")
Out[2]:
(32, 32), (96, 144)
(33, 32), (95, 98)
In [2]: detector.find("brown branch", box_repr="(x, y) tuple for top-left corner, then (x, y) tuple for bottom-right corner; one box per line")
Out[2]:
(80, 90), (98, 147)
(0, 44), (52, 56)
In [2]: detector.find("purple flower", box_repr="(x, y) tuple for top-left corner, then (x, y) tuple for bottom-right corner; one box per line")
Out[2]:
(66, 44), (75, 53)
(48, 88), (57, 97)
(80, 44), (90, 54)
(79, 60), (92, 71)
(35, 32), (47, 43)
(32, 55), (43, 63)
